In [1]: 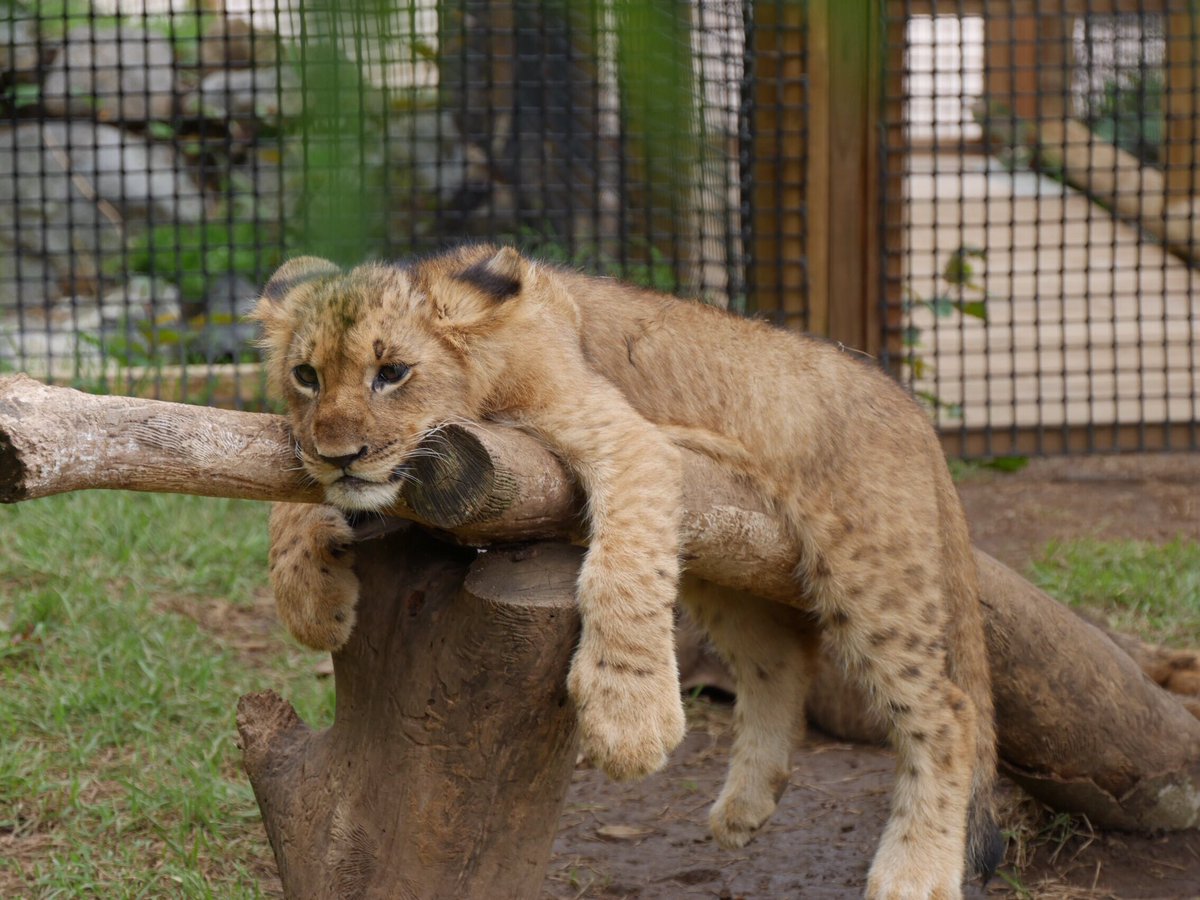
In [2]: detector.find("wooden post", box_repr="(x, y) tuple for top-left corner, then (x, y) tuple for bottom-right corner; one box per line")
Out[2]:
(238, 529), (583, 899)
(804, 0), (884, 355)
(745, 0), (808, 329)
(1166, 5), (1200, 219)
(984, 8), (1071, 124)
(880, 1), (909, 373)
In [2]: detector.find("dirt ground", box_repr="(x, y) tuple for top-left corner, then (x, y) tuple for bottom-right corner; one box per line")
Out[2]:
(544, 453), (1200, 900)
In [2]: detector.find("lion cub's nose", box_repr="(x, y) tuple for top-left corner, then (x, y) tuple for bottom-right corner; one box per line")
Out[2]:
(317, 446), (368, 470)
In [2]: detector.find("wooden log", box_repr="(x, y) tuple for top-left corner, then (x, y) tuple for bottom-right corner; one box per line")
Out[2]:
(803, 553), (1200, 831)
(1028, 117), (1200, 268)
(238, 527), (582, 899)
(3, 373), (1200, 829)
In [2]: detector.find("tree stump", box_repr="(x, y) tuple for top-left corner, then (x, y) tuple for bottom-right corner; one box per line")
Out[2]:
(237, 526), (583, 900)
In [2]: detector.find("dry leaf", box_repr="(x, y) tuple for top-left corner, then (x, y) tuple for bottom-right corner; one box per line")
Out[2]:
(595, 824), (655, 841)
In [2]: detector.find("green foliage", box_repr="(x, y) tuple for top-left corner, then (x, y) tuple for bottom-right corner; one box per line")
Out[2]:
(282, 7), (391, 266)
(0, 492), (333, 896)
(1030, 538), (1200, 646)
(1, 82), (40, 110)
(80, 311), (260, 369)
(903, 245), (991, 419)
(1086, 71), (1164, 166)
(946, 456), (1030, 481)
(516, 228), (678, 294)
(120, 221), (279, 305)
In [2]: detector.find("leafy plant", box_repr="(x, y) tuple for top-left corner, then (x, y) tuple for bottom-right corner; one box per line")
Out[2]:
(82, 310), (261, 369)
(1085, 71), (1163, 167)
(118, 221), (280, 305)
(901, 245), (991, 418)
(514, 227), (679, 294)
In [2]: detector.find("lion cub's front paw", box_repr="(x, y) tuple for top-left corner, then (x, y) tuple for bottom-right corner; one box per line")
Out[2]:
(568, 641), (686, 782)
(268, 502), (359, 651)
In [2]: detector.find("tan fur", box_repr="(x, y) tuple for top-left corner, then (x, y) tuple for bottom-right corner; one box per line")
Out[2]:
(253, 245), (1001, 898)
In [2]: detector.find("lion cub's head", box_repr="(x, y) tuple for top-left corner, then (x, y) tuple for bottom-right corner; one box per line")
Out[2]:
(252, 244), (540, 512)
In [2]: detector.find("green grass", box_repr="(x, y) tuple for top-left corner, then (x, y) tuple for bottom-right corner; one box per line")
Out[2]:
(1030, 537), (1200, 647)
(0, 492), (334, 898)
(3, 491), (1196, 896)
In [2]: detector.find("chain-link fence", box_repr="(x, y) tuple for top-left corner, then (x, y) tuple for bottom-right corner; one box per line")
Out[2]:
(1, 0), (768, 406)
(2, 1), (1197, 456)
(882, 0), (1200, 455)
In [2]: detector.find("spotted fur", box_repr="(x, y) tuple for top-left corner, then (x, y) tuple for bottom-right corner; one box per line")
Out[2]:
(254, 245), (1002, 898)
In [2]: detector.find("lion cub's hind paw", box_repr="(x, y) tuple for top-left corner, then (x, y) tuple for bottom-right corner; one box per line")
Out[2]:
(709, 781), (782, 849)
(865, 857), (964, 900)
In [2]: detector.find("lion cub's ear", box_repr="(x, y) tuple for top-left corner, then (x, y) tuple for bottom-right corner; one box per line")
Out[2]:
(252, 257), (342, 351)
(433, 246), (527, 331)
(257, 256), (342, 310)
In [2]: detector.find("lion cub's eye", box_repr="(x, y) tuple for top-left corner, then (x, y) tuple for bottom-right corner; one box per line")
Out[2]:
(292, 364), (319, 390)
(374, 363), (410, 391)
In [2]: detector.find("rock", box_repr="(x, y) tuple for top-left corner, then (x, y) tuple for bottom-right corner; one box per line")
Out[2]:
(0, 18), (42, 82)
(183, 67), (303, 124)
(0, 276), (184, 376)
(0, 306), (103, 375)
(187, 273), (260, 362)
(99, 275), (182, 328)
(197, 17), (278, 71)
(0, 122), (205, 310)
(42, 25), (175, 123)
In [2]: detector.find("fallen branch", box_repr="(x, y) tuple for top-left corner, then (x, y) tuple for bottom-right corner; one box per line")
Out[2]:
(3, 373), (1199, 829)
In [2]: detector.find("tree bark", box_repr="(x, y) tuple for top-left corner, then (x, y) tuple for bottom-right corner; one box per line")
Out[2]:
(3, 373), (1199, 829)
(238, 526), (583, 900)
(802, 553), (1200, 830)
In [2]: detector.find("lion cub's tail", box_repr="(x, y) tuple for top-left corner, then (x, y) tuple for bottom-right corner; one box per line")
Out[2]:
(935, 469), (1006, 882)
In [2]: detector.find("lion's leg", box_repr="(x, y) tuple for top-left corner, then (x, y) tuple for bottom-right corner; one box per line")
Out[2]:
(680, 576), (818, 849)
(267, 501), (359, 651)
(519, 375), (686, 782)
(816, 573), (976, 900)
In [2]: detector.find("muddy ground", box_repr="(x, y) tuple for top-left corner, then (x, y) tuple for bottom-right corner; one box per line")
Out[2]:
(544, 453), (1200, 900)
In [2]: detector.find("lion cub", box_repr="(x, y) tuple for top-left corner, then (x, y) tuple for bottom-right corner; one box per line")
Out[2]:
(254, 245), (1003, 899)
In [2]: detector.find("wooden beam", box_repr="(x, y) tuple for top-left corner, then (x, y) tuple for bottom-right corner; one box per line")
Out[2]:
(746, 0), (808, 329)
(5, 374), (1200, 829)
(1166, 6), (1200, 216)
(939, 421), (1200, 458)
(805, 0), (884, 356)
(984, 10), (1071, 122)
(904, 0), (1172, 15)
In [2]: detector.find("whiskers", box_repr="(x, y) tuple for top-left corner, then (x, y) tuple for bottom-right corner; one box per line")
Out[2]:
(284, 440), (320, 486)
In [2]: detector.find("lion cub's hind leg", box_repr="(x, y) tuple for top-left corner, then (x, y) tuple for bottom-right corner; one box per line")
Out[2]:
(680, 577), (818, 850)
(267, 502), (359, 651)
(816, 570), (977, 900)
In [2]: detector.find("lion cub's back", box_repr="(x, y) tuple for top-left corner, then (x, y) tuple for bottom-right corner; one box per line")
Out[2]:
(560, 270), (925, 459)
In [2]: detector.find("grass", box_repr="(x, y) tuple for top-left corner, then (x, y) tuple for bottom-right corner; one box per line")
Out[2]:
(1029, 537), (1200, 647)
(0, 492), (334, 898)
(2, 490), (1196, 896)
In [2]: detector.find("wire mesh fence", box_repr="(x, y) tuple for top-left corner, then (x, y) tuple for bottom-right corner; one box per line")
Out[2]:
(882, 0), (1200, 455)
(0, 0), (761, 406)
(1, 0), (1197, 456)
